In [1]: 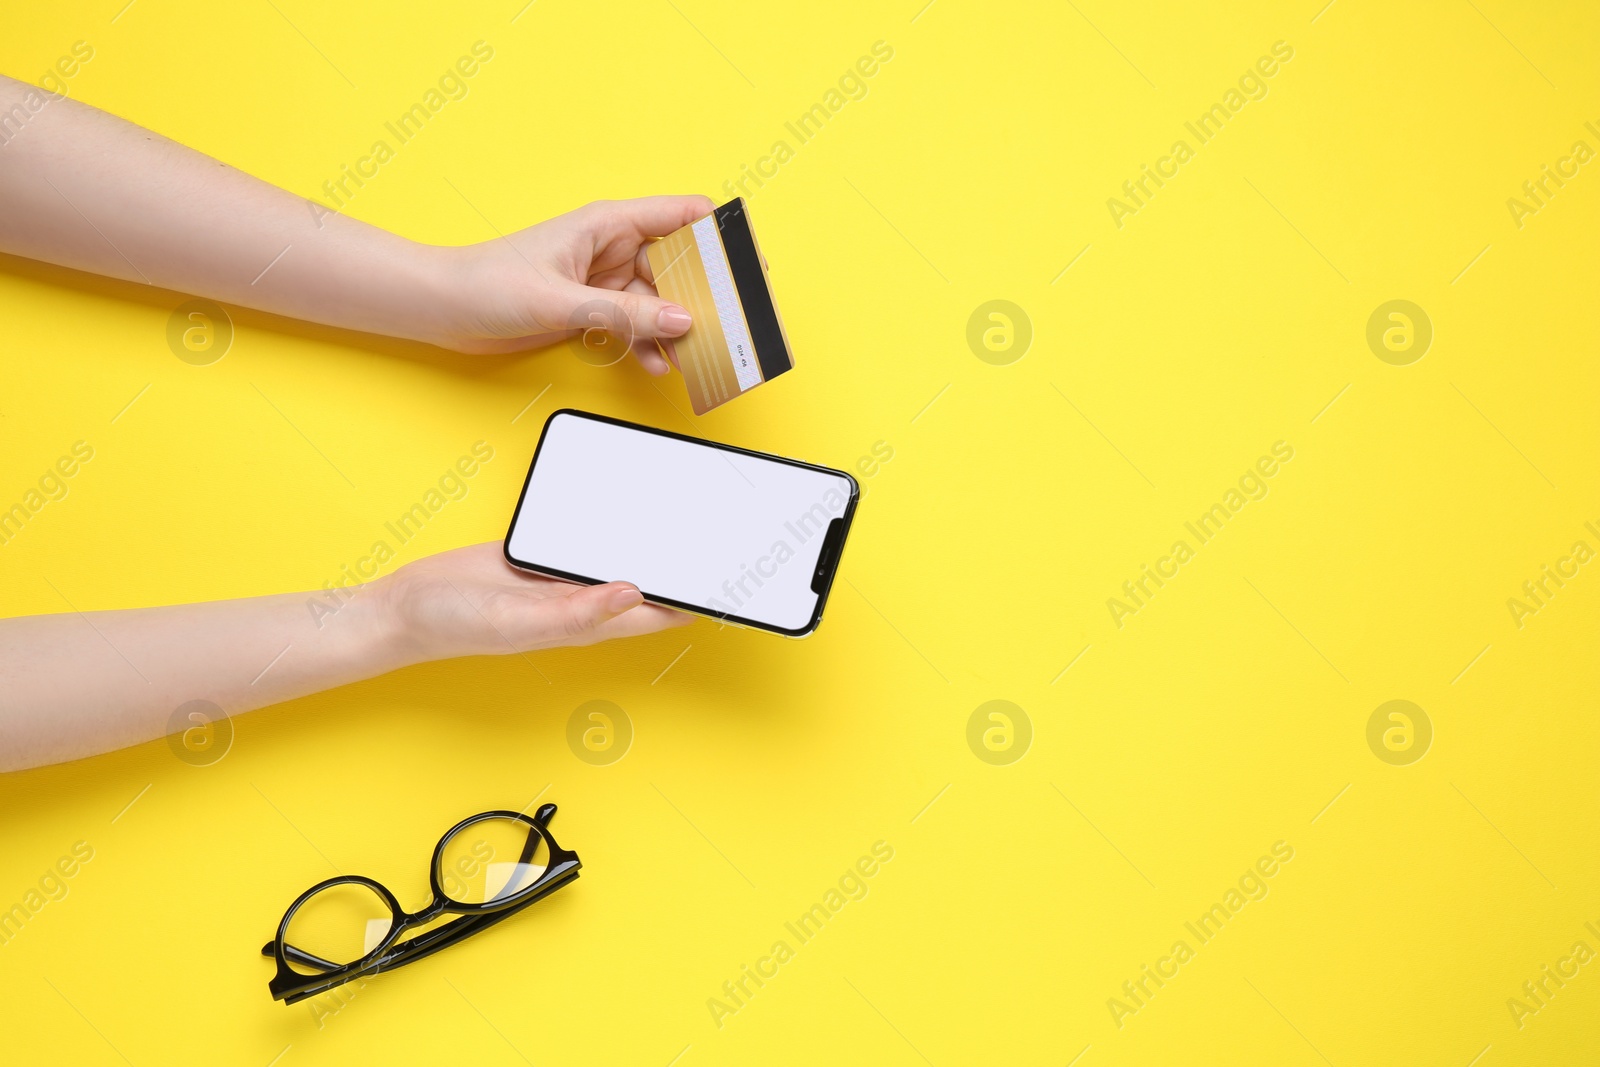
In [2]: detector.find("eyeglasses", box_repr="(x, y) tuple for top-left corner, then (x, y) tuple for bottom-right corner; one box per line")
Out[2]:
(260, 803), (580, 1004)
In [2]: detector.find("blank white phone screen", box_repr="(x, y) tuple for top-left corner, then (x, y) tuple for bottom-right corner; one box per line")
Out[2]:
(506, 413), (855, 633)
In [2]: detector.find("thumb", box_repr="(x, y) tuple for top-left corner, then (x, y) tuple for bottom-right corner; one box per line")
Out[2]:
(545, 581), (645, 641)
(554, 282), (693, 344)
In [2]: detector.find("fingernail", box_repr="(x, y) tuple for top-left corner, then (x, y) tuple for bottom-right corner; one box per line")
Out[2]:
(605, 585), (643, 612)
(657, 305), (692, 336)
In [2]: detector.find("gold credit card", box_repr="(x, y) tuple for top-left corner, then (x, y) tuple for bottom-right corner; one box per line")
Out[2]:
(646, 198), (794, 414)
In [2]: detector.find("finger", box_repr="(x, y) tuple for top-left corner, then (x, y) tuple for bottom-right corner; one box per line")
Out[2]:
(630, 250), (685, 369)
(617, 276), (682, 369)
(540, 581), (645, 642)
(637, 345), (669, 376)
(622, 277), (672, 375)
(594, 194), (716, 240)
(657, 338), (680, 371)
(584, 602), (696, 644)
(554, 280), (691, 344)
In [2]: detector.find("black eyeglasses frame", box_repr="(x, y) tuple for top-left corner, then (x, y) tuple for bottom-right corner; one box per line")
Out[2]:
(260, 803), (580, 1005)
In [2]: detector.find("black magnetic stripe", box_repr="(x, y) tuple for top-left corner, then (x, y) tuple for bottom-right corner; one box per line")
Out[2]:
(713, 199), (791, 382)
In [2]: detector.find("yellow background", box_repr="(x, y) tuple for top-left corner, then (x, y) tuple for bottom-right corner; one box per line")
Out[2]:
(3, 1), (1598, 1063)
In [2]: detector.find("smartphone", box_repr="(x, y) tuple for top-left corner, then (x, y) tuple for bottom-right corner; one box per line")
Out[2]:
(504, 410), (858, 637)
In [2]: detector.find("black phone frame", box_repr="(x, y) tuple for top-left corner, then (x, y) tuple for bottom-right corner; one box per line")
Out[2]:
(502, 408), (859, 638)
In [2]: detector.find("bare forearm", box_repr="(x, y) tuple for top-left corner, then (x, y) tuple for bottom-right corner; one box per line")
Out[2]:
(0, 75), (452, 344)
(0, 586), (405, 771)
(1, 74), (710, 363)
(0, 542), (686, 772)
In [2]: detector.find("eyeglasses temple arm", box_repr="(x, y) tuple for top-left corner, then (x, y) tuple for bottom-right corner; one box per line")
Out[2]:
(259, 940), (343, 973)
(371, 864), (579, 971)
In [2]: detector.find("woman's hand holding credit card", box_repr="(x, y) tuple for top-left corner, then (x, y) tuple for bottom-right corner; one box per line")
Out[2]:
(646, 198), (795, 413)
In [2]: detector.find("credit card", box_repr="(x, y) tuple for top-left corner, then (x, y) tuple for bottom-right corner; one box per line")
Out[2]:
(646, 198), (794, 414)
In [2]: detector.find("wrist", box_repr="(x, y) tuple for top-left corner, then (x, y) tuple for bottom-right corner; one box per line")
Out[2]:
(392, 240), (471, 349)
(336, 575), (423, 675)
